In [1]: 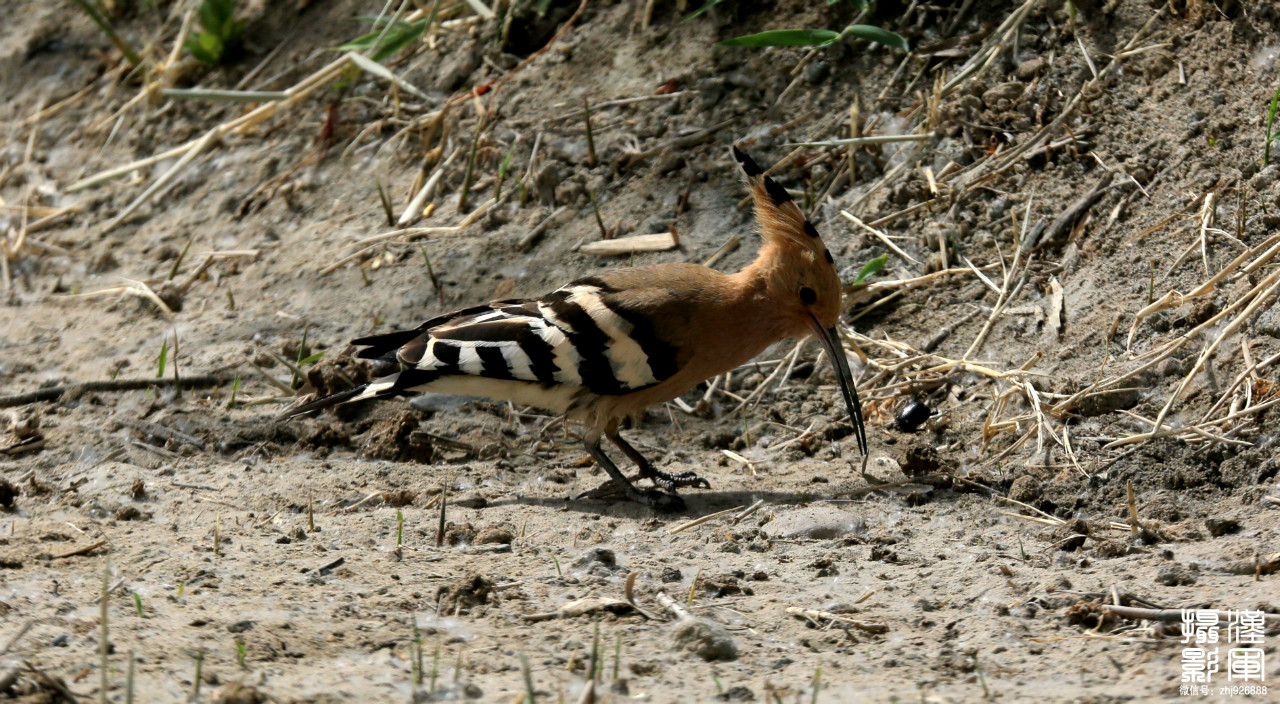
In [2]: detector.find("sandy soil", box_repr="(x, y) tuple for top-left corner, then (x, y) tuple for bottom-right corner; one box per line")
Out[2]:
(1, 0), (1279, 701)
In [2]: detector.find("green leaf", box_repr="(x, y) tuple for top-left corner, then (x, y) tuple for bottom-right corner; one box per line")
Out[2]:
(337, 18), (425, 62)
(852, 254), (888, 286)
(842, 24), (909, 51)
(186, 0), (242, 65)
(717, 29), (842, 48)
(199, 2), (221, 33)
(298, 351), (325, 367)
(185, 34), (218, 64)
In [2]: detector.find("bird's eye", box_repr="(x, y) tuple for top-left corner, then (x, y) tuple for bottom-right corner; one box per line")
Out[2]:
(799, 286), (817, 305)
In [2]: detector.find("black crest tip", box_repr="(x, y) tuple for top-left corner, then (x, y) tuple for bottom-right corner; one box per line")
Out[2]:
(763, 176), (792, 205)
(732, 145), (763, 177)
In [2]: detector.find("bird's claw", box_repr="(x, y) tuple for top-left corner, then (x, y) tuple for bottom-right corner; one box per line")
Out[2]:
(649, 470), (711, 491)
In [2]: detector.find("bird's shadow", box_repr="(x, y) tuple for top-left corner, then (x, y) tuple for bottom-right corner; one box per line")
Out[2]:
(486, 488), (868, 518)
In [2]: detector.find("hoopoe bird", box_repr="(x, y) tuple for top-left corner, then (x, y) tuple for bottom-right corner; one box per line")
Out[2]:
(285, 147), (867, 511)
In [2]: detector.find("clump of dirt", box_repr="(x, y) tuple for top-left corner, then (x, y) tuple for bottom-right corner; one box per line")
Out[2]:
(305, 353), (376, 399)
(113, 505), (150, 521)
(1063, 601), (1116, 631)
(898, 441), (944, 477)
(1006, 475), (1040, 503)
(211, 682), (270, 704)
(1052, 518), (1093, 552)
(441, 522), (476, 546)
(1204, 517), (1241, 536)
(298, 421), (351, 451)
(699, 572), (754, 596)
(362, 410), (433, 462)
(382, 488), (416, 507)
(436, 574), (494, 616)
(671, 618), (738, 662)
(475, 524), (515, 545)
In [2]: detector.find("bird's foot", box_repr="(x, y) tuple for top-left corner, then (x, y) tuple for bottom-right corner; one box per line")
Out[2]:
(645, 469), (711, 492)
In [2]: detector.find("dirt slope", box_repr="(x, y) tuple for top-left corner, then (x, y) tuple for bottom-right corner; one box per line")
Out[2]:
(1, 0), (1278, 701)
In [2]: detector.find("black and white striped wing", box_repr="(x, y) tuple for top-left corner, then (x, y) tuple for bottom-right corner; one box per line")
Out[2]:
(347, 278), (680, 411)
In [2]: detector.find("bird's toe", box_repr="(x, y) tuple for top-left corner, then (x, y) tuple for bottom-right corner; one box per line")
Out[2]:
(651, 470), (712, 491)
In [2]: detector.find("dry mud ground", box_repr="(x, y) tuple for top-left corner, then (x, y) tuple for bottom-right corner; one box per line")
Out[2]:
(2, 0), (1280, 701)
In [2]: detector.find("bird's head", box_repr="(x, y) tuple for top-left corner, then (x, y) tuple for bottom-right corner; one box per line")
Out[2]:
(732, 145), (866, 455)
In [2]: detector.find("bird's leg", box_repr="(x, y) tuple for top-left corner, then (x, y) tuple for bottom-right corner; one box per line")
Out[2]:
(607, 431), (711, 491)
(583, 440), (686, 512)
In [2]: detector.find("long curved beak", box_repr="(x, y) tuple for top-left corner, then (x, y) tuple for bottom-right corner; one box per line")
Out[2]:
(808, 315), (868, 456)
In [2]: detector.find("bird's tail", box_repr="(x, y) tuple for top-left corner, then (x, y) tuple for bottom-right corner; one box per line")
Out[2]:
(277, 371), (412, 420)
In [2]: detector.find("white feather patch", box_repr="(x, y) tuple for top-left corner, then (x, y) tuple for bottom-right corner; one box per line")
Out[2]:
(501, 342), (536, 381)
(565, 288), (657, 388)
(535, 304), (583, 385)
(352, 375), (399, 402)
(417, 339), (442, 370)
(457, 345), (484, 375)
(422, 375), (580, 414)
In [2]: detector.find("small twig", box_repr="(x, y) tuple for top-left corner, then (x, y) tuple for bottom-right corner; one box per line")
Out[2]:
(307, 557), (345, 575)
(654, 591), (691, 621)
(839, 210), (920, 266)
(0, 372), (238, 408)
(1102, 605), (1280, 626)
(1024, 172), (1113, 252)
(668, 505), (744, 536)
(518, 205), (567, 251)
(786, 607), (888, 634)
(729, 500), (766, 525)
(54, 540), (107, 559)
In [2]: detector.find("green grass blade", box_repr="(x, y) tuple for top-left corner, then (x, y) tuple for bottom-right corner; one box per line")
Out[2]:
(168, 237), (193, 281)
(842, 24), (909, 51)
(496, 141), (517, 200)
(156, 339), (168, 378)
(684, 0), (726, 21)
(1266, 87), (1280, 164)
(852, 254), (888, 286)
(718, 29), (842, 48)
(297, 325), (310, 366)
(68, 0), (143, 68)
(227, 374), (241, 409)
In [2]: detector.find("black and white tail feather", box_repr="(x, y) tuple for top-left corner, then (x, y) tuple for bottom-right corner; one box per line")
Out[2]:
(280, 276), (678, 420)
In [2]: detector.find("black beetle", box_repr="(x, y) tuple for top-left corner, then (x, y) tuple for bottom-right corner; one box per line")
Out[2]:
(895, 401), (932, 432)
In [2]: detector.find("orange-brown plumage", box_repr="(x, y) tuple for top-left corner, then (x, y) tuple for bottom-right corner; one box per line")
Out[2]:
(285, 146), (866, 511)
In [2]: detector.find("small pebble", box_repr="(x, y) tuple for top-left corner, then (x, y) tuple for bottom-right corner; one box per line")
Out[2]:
(1015, 57), (1046, 79)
